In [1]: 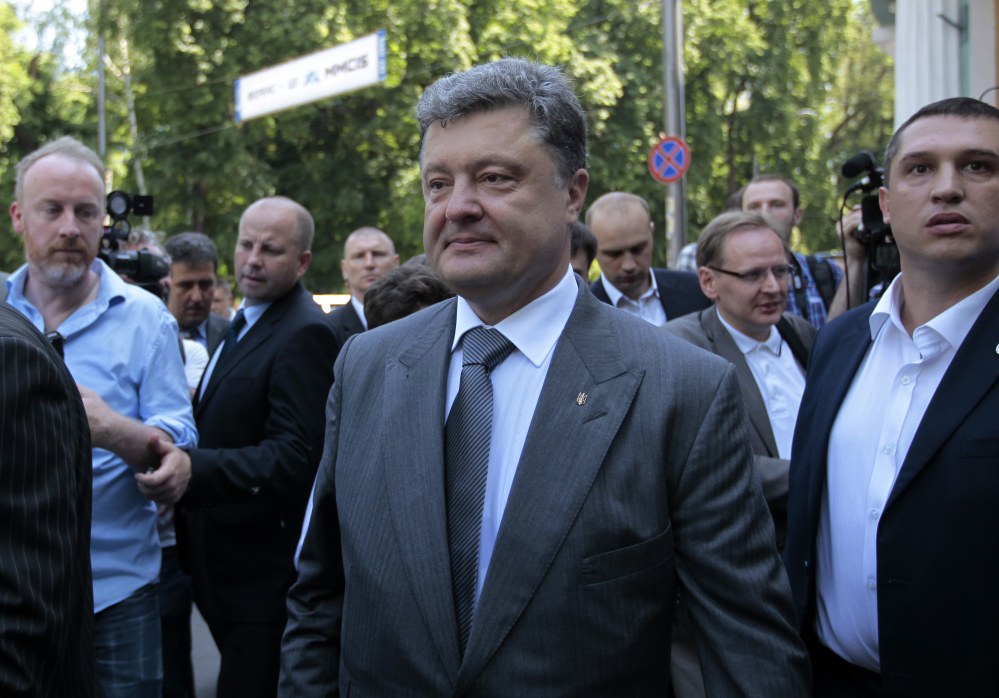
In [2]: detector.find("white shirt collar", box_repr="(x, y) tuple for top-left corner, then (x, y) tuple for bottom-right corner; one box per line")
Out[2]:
(599, 269), (659, 307)
(869, 271), (999, 351)
(350, 294), (368, 330)
(239, 299), (272, 330)
(452, 267), (578, 367)
(716, 307), (782, 355)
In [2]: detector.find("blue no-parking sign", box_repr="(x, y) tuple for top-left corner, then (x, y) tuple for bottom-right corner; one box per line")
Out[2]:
(648, 136), (690, 184)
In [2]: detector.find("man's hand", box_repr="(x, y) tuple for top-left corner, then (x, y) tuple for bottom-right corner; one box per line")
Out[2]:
(836, 206), (867, 263)
(77, 383), (118, 450)
(135, 433), (192, 505)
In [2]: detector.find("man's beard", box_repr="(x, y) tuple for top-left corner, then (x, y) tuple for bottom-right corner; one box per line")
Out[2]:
(27, 241), (94, 289)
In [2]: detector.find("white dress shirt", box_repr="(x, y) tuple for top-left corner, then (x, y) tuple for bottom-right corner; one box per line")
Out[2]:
(198, 300), (272, 399)
(599, 270), (668, 326)
(183, 318), (210, 351)
(446, 267), (577, 606)
(716, 311), (805, 459)
(815, 271), (999, 672)
(350, 294), (368, 330)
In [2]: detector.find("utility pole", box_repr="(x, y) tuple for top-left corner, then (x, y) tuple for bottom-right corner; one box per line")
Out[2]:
(662, 0), (686, 267)
(97, 0), (106, 159)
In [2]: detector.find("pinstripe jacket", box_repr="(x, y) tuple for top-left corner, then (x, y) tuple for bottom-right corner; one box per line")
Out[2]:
(0, 302), (102, 697)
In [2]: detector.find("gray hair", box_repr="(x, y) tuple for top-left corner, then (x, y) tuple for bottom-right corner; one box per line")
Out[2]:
(696, 211), (789, 269)
(585, 192), (651, 226)
(164, 232), (220, 272)
(416, 58), (587, 187)
(16, 135), (105, 203)
(882, 97), (999, 187)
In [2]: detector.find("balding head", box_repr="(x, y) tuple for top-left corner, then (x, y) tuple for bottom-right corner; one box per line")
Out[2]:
(235, 197), (313, 305)
(585, 192), (655, 300)
(341, 227), (399, 302)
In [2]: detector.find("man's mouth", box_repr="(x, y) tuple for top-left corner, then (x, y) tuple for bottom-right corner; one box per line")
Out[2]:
(926, 212), (970, 233)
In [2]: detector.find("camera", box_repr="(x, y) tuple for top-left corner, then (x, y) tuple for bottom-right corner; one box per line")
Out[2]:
(840, 151), (899, 298)
(98, 191), (169, 287)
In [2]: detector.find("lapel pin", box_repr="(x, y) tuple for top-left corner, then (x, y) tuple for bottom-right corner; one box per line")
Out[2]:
(577, 392), (587, 406)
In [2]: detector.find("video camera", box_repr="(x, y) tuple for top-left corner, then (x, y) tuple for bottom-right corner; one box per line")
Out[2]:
(98, 190), (169, 287)
(840, 151), (900, 298)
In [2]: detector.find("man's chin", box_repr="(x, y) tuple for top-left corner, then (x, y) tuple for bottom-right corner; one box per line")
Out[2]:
(30, 260), (90, 289)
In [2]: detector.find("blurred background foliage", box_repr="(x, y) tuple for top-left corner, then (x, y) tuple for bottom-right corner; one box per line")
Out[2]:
(1, 0), (893, 291)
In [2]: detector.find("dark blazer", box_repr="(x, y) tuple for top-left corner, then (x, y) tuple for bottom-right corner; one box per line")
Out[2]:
(328, 298), (365, 348)
(280, 277), (809, 696)
(589, 268), (711, 321)
(0, 303), (101, 697)
(205, 312), (231, 357)
(665, 307), (815, 548)
(783, 288), (999, 696)
(183, 282), (338, 626)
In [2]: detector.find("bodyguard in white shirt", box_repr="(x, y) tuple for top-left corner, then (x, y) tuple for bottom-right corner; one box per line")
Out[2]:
(784, 97), (999, 697)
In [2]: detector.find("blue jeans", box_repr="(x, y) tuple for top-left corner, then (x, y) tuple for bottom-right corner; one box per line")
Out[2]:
(95, 582), (163, 698)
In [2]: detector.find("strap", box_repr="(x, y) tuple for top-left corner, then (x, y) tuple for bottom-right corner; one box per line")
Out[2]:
(776, 317), (809, 369)
(807, 256), (837, 310)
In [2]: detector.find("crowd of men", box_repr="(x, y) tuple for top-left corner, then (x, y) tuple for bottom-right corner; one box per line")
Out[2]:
(0, 56), (996, 698)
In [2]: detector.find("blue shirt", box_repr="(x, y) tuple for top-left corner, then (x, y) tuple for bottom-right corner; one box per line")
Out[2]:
(6, 260), (198, 612)
(786, 252), (844, 328)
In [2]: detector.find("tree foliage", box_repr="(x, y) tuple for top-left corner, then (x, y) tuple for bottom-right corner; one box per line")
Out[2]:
(1, 0), (893, 287)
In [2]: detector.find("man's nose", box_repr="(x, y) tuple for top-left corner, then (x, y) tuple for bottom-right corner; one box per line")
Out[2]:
(444, 180), (484, 223)
(761, 268), (782, 292)
(931, 165), (964, 204)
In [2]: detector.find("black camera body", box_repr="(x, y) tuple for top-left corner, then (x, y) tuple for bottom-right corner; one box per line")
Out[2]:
(98, 191), (169, 286)
(841, 152), (899, 298)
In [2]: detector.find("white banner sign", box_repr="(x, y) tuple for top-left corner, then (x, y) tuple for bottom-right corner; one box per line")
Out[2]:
(235, 30), (386, 122)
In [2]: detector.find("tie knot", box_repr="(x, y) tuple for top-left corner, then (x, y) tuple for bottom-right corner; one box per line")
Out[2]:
(461, 327), (514, 371)
(182, 327), (201, 341)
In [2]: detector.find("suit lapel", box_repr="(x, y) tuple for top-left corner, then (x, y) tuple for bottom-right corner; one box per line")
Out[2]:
(702, 309), (779, 457)
(454, 287), (644, 691)
(380, 302), (463, 681)
(888, 289), (999, 507)
(654, 268), (678, 317)
(195, 288), (296, 416)
(803, 311), (873, 524)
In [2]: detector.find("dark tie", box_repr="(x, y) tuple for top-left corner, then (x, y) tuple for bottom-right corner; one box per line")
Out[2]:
(216, 309), (246, 366)
(445, 326), (515, 656)
(181, 327), (201, 341)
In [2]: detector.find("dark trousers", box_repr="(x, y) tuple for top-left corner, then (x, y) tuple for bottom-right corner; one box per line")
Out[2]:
(201, 611), (286, 698)
(806, 631), (882, 698)
(159, 546), (195, 698)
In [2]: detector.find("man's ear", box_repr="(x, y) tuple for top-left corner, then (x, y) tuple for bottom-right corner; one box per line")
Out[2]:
(879, 187), (891, 226)
(793, 206), (803, 228)
(10, 201), (24, 236)
(698, 266), (719, 301)
(296, 249), (312, 280)
(565, 169), (589, 225)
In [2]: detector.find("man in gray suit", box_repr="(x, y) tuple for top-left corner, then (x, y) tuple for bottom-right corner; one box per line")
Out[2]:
(280, 58), (808, 696)
(666, 211), (815, 698)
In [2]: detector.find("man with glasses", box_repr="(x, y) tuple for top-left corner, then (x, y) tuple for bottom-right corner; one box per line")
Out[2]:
(665, 210), (815, 697)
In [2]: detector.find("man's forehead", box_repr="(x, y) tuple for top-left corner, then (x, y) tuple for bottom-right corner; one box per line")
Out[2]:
(743, 181), (793, 205)
(346, 231), (392, 254)
(24, 154), (104, 197)
(895, 115), (999, 159)
(173, 261), (216, 277)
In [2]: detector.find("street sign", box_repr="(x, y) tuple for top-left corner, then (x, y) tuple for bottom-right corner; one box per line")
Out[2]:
(648, 136), (690, 184)
(235, 31), (386, 123)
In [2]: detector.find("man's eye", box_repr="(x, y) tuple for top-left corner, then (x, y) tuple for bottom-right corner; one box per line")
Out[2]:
(966, 161), (988, 172)
(484, 174), (505, 183)
(910, 164), (930, 174)
(428, 180), (445, 191)
(742, 270), (765, 283)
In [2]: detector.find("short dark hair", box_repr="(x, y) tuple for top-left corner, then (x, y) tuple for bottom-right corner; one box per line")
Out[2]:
(882, 97), (999, 187)
(696, 211), (790, 269)
(569, 221), (597, 267)
(364, 265), (455, 330)
(164, 232), (219, 272)
(416, 58), (587, 187)
(742, 175), (800, 210)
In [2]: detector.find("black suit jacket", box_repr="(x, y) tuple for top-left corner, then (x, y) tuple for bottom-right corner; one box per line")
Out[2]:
(328, 299), (365, 348)
(0, 303), (102, 697)
(205, 312), (230, 357)
(182, 282), (338, 625)
(589, 268), (711, 321)
(783, 288), (999, 696)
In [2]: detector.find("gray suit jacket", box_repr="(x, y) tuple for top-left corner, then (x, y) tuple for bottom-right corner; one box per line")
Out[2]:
(665, 308), (816, 548)
(280, 278), (809, 697)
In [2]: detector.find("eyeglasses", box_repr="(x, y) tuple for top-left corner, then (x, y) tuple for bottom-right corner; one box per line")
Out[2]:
(707, 264), (794, 285)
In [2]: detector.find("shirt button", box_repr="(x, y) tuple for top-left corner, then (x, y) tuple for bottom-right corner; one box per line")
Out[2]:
(883, 443), (894, 454)
(901, 375), (911, 385)
(867, 578), (877, 591)
(870, 509), (880, 519)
